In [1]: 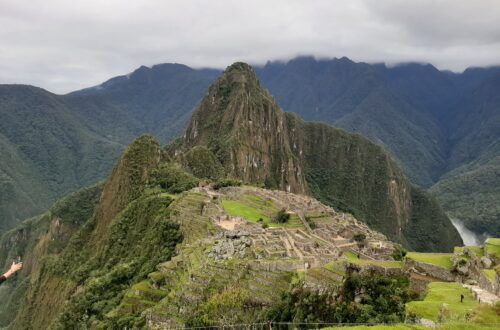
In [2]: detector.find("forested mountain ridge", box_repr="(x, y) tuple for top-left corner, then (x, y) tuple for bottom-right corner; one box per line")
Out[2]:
(0, 85), (123, 232)
(0, 65), (218, 233)
(64, 63), (219, 143)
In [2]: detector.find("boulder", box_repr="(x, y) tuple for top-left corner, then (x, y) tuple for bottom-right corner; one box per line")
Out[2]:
(481, 256), (493, 269)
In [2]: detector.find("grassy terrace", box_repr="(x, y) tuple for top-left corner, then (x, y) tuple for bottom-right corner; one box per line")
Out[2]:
(323, 325), (498, 330)
(485, 238), (500, 258)
(483, 269), (496, 282)
(344, 251), (403, 269)
(406, 282), (478, 322)
(222, 197), (303, 228)
(406, 252), (453, 270)
(454, 246), (485, 257)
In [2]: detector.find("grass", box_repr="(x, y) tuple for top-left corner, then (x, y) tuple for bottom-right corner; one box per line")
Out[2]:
(406, 282), (478, 322)
(323, 326), (424, 330)
(454, 246), (484, 258)
(323, 325), (498, 330)
(324, 261), (347, 276)
(483, 269), (496, 282)
(485, 238), (500, 258)
(222, 198), (303, 228)
(222, 200), (271, 222)
(344, 251), (403, 269)
(406, 252), (453, 270)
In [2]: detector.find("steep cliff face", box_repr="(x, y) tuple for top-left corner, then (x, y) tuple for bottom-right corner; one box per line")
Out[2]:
(92, 135), (163, 242)
(175, 63), (461, 251)
(0, 184), (103, 329)
(182, 62), (307, 193)
(284, 114), (412, 244)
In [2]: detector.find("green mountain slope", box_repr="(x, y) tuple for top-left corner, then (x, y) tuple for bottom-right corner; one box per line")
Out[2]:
(0, 85), (123, 232)
(0, 135), (183, 329)
(173, 62), (461, 251)
(431, 156), (500, 237)
(256, 57), (447, 187)
(430, 74), (500, 237)
(257, 58), (500, 238)
(64, 63), (219, 143)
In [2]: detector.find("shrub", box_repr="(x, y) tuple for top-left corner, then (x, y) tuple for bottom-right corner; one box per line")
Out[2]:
(353, 233), (366, 242)
(212, 178), (242, 190)
(151, 163), (199, 193)
(273, 208), (290, 224)
(392, 243), (407, 261)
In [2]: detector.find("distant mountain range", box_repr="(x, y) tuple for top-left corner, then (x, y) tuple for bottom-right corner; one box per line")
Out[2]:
(0, 56), (499, 238)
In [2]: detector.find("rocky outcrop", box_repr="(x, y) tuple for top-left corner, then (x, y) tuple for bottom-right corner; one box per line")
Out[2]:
(405, 258), (456, 282)
(206, 230), (252, 261)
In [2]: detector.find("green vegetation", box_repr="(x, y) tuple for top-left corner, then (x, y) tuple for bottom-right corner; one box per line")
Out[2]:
(222, 198), (302, 228)
(222, 200), (270, 222)
(406, 282), (480, 322)
(431, 158), (500, 238)
(185, 288), (252, 327)
(181, 146), (225, 179)
(212, 178), (243, 190)
(344, 251), (403, 269)
(483, 269), (496, 282)
(392, 244), (408, 261)
(269, 274), (413, 325)
(485, 238), (500, 258)
(353, 233), (366, 242)
(324, 324), (498, 330)
(454, 246), (484, 257)
(51, 195), (182, 329)
(3, 61), (498, 329)
(324, 326), (426, 330)
(274, 208), (291, 223)
(0, 184), (104, 327)
(406, 252), (453, 270)
(0, 86), (124, 233)
(151, 163), (200, 193)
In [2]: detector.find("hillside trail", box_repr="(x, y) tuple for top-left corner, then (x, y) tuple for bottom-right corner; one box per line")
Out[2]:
(463, 284), (499, 305)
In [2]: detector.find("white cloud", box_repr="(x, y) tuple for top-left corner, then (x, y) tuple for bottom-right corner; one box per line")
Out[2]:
(0, 0), (499, 93)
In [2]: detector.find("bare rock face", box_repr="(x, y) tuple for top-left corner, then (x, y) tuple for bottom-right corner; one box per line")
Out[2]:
(481, 256), (493, 269)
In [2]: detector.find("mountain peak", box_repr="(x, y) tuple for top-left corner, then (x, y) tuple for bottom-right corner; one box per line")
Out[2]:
(179, 62), (307, 193)
(219, 62), (260, 87)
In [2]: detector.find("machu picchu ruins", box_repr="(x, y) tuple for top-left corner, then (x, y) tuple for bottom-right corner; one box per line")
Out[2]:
(104, 184), (499, 328)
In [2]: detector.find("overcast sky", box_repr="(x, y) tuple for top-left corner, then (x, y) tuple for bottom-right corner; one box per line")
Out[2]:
(1, 0), (500, 94)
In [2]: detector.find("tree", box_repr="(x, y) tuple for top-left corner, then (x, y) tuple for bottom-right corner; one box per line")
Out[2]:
(353, 233), (366, 242)
(274, 208), (290, 223)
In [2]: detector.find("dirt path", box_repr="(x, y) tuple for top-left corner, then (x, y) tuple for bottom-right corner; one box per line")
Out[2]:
(463, 284), (499, 305)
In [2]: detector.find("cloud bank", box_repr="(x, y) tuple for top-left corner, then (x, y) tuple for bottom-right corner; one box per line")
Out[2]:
(1, 0), (499, 93)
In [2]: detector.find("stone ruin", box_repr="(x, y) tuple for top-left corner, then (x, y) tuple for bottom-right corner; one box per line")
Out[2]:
(206, 230), (252, 261)
(207, 186), (397, 266)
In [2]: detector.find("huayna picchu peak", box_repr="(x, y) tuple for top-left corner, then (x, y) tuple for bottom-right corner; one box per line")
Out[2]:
(1, 62), (497, 330)
(180, 61), (307, 194)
